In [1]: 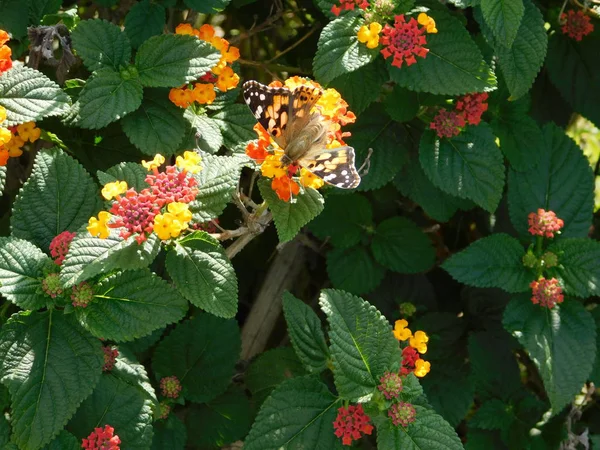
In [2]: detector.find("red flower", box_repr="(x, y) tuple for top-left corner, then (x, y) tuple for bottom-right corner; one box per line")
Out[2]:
(530, 278), (564, 309)
(430, 108), (466, 138)
(455, 92), (489, 125)
(331, 0), (369, 16)
(333, 404), (374, 446)
(378, 371), (403, 399)
(160, 376), (182, 399)
(561, 10), (594, 41)
(380, 15), (429, 68)
(388, 401), (416, 427)
(400, 346), (419, 375)
(102, 346), (118, 372)
(49, 231), (76, 265)
(527, 209), (564, 238)
(81, 425), (121, 450)
(108, 189), (162, 243)
(145, 165), (199, 207)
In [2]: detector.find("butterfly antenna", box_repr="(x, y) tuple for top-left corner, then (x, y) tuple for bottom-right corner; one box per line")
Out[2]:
(358, 148), (373, 176)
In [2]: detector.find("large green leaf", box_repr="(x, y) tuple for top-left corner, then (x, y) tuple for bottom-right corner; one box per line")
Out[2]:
(443, 234), (530, 293)
(420, 123), (505, 212)
(547, 238), (600, 298)
(182, 111), (224, 154)
(42, 430), (80, 450)
(166, 231), (238, 318)
(97, 161), (149, 192)
(78, 68), (143, 129)
(77, 269), (188, 342)
(371, 217), (435, 273)
(282, 292), (330, 373)
(211, 103), (257, 152)
(329, 59), (388, 115)
(313, 16), (379, 85)
(135, 34), (220, 87)
(327, 246), (385, 295)
(71, 19), (132, 71)
(124, 0), (166, 48)
(0, 311), (103, 449)
(503, 297), (596, 414)
(0, 237), (52, 310)
(244, 376), (342, 450)
(389, 7), (496, 95)
(151, 415), (186, 450)
(183, 0), (230, 13)
(11, 148), (101, 250)
(508, 123), (594, 238)
(319, 289), (401, 401)
(0, 67), (69, 125)
(0, 0), (29, 38)
(152, 315), (240, 403)
(480, 0), (523, 47)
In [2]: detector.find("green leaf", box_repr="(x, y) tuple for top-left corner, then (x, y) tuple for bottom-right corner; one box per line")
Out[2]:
(11, 148), (102, 250)
(151, 415), (186, 450)
(152, 315), (240, 403)
(71, 19), (132, 71)
(244, 376), (342, 450)
(503, 297), (596, 414)
(97, 161), (149, 192)
(78, 68), (143, 129)
(183, 0), (230, 13)
(182, 111), (224, 154)
(211, 103), (258, 152)
(0, 166), (6, 195)
(60, 229), (161, 288)
(42, 430), (80, 450)
(185, 386), (252, 449)
(121, 90), (186, 156)
(0, 0), (29, 38)
(375, 406), (464, 450)
(590, 309), (600, 385)
(135, 34), (221, 87)
(329, 59), (388, 115)
(29, 0), (62, 25)
(508, 123), (594, 238)
(0, 67), (70, 125)
(245, 347), (307, 406)
(77, 269), (188, 342)
(308, 193), (373, 248)
(371, 217), (435, 273)
(0, 311), (103, 449)
(547, 238), (600, 298)
(346, 104), (408, 191)
(124, 0), (166, 48)
(68, 351), (156, 449)
(258, 179), (324, 243)
(0, 237), (51, 310)
(282, 292), (330, 373)
(480, 0), (523, 48)
(189, 154), (245, 222)
(470, 399), (515, 431)
(313, 16), (379, 85)
(477, 0), (547, 100)
(419, 123), (505, 212)
(327, 246), (385, 295)
(166, 231), (238, 318)
(384, 85), (420, 123)
(389, 8), (496, 95)
(319, 289), (401, 401)
(443, 234), (530, 293)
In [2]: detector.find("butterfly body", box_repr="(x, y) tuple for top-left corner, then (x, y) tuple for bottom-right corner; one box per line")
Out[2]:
(243, 80), (361, 189)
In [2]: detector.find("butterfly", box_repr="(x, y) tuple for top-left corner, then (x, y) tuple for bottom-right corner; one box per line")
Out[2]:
(242, 80), (361, 189)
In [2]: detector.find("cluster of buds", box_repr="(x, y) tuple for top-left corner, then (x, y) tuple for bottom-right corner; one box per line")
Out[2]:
(393, 319), (431, 377)
(87, 152), (201, 244)
(170, 24), (240, 108)
(430, 92), (489, 138)
(160, 376), (182, 399)
(102, 346), (119, 371)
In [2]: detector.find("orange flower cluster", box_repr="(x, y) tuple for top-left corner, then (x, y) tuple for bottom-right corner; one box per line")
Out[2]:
(245, 77), (356, 202)
(169, 24), (240, 108)
(0, 30), (12, 74)
(0, 111), (42, 166)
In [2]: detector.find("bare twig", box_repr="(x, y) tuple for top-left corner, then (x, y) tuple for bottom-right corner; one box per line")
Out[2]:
(265, 23), (320, 64)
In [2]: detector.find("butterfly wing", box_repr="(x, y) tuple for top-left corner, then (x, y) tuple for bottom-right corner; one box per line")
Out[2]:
(300, 146), (361, 189)
(243, 80), (291, 148)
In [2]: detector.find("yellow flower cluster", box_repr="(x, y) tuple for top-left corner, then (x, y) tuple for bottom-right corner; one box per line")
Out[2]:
(153, 202), (193, 240)
(393, 319), (431, 378)
(0, 106), (41, 166)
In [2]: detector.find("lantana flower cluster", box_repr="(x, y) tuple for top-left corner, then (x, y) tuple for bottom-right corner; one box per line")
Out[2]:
(0, 30), (12, 74)
(0, 104), (41, 166)
(430, 92), (489, 138)
(49, 231), (76, 265)
(170, 24), (240, 108)
(377, 370), (417, 429)
(87, 152), (201, 244)
(332, 404), (374, 446)
(82, 424), (121, 450)
(561, 10), (594, 41)
(160, 376), (182, 399)
(245, 77), (356, 202)
(393, 319), (431, 377)
(102, 346), (118, 372)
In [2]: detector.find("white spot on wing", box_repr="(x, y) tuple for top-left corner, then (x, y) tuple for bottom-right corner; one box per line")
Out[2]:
(259, 94), (266, 101)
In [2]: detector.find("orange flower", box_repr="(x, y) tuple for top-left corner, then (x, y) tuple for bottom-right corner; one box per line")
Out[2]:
(0, 148), (9, 166)
(192, 83), (216, 104)
(417, 13), (438, 34)
(16, 122), (40, 142)
(223, 45), (240, 64)
(271, 176), (300, 202)
(175, 23), (195, 36)
(0, 30), (9, 46)
(0, 45), (12, 73)
(216, 66), (240, 91)
(197, 24), (216, 40)
(169, 88), (194, 108)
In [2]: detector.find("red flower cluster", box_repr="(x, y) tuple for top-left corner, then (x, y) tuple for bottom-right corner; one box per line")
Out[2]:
(561, 10), (594, 41)
(71, 281), (93, 308)
(400, 346), (420, 375)
(102, 346), (118, 372)
(455, 93), (489, 125)
(378, 371), (403, 399)
(331, 0), (369, 16)
(333, 404), (374, 446)
(528, 209), (564, 238)
(430, 92), (489, 138)
(145, 166), (199, 206)
(388, 401), (416, 427)
(530, 277), (564, 309)
(49, 231), (76, 265)
(380, 15), (429, 68)
(430, 109), (466, 138)
(160, 376), (182, 399)
(109, 189), (163, 244)
(82, 425), (121, 450)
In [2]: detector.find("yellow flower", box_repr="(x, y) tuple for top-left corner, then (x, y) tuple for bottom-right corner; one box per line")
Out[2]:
(414, 359), (431, 377)
(410, 330), (429, 354)
(260, 153), (287, 178)
(87, 211), (111, 239)
(16, 122), (40, 142)
(0, 105), (6, 123)
(357, 22), (382, 49)
(300, 168), (324, 189)
(192, 83), (216, 104)
(216, 66), (240, 91)
(176, 150), (202, 174)
(393, 319), (412, 341)
(101, 181), (128, 200)
(153, 213), (185, 240)
(142, 154), (165, 171)
(167, 202), (192, 226)
(418, 13), (438, 33)
(0, 127), (11, 145)
(4, 135), (24, 156)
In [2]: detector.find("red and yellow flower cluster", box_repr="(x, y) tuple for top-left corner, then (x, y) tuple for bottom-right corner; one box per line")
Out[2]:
(169, 24), (240, 108)
(0, 30), (12, 74)
(82, 424), (121, 450)
(87, 152), (201, 244)
(332, 404), (374, 446)
(430, 92), (489, 138)
(245, 77), (356, 202)
(0, 106), (41, 165)
(393, 319), (431, 377)
(561, 10), (594, 41)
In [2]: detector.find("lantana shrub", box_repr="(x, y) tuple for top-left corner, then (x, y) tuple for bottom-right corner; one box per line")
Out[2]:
(0, 0), (599, 449)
